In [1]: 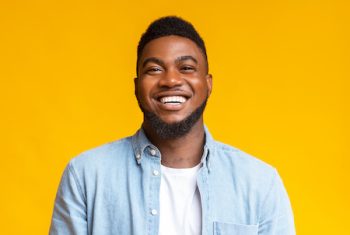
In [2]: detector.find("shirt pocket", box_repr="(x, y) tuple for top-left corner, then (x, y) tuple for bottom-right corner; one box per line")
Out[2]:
(213, 221), (258, 235)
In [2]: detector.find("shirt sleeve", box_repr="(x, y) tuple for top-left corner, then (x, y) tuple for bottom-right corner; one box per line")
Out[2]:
(49, 161), (88, 235)
(258, 169), (296, 235)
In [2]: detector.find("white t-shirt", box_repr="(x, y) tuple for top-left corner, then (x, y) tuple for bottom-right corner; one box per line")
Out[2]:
(158, 164), (202, 235)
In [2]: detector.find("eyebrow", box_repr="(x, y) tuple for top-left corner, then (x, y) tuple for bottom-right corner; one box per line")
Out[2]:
(141, 55), (198, 68)
(142, 57), (165, 68)
(175, 55), (198, 64)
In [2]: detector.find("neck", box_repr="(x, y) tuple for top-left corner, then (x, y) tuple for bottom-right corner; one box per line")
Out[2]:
(142, 119), (205, 168)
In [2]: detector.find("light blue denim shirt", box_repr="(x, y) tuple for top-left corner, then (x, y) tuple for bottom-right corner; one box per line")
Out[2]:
(50, 127), (295, 235)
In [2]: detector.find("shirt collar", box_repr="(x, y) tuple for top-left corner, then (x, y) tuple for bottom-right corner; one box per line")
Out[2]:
(131, 127), (156, 164)
(131, 125), (215, 171)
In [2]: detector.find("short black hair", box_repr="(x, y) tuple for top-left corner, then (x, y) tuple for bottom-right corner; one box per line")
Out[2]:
(136, 16), (208, 75)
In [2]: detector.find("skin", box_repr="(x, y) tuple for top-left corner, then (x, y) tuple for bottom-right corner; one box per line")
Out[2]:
(135, 35), (212, 168)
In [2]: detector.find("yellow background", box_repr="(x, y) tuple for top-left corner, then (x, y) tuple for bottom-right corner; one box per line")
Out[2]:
(0, 0), (349, 234)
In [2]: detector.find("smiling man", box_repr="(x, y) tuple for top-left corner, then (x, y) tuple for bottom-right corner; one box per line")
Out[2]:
(50, 16), (295, 235)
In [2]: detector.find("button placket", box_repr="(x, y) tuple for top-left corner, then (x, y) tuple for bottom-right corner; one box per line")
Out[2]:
(146, 146), (161, 234)
(150, 209), (158, 215)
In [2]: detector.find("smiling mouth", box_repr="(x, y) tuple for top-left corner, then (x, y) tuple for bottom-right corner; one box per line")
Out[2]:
(159, 96), (187, 105)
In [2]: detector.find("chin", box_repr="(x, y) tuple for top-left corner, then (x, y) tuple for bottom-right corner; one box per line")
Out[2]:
(141, 99), (207, 139)
(159, 116), (187, 125)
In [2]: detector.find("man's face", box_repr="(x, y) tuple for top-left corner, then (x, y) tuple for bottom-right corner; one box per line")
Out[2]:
(135, 35), (212, 129)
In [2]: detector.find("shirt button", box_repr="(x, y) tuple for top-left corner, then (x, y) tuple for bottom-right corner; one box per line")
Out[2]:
(150, 148), (157, 156)
(153, 170), (159, 176)
(151, 209), (158, 215)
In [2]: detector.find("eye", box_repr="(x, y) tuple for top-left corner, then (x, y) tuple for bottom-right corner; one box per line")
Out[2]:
(180, 66), (195, 73)
(145, 67), (162, 74)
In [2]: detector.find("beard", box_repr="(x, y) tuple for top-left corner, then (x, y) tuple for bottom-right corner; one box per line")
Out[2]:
(139, 98), (208, 140)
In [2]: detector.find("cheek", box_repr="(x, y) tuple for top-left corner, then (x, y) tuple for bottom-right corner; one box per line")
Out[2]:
(137, 80), (155, 101)
(191, 80), (209, 96)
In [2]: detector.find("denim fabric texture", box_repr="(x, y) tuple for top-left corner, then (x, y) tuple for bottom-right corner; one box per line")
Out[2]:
(50, 127), (295, 235)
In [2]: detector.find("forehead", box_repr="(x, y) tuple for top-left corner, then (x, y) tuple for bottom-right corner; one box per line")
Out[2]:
(140, 35), (205, 62)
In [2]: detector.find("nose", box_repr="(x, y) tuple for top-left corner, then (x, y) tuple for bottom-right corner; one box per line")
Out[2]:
(158, 68), (184, 88)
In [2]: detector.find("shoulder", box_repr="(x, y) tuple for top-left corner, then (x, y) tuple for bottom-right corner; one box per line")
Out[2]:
(213, 141), (275, 172)
(68, 136), (133, 175)
(212, 140), (278, 189)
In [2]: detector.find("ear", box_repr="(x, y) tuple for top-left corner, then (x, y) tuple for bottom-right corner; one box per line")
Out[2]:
(206, 74), (213, 97)
(134, 77), (138, 97)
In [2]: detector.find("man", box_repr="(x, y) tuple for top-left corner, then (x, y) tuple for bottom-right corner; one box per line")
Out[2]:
(50, 16), (295, 235)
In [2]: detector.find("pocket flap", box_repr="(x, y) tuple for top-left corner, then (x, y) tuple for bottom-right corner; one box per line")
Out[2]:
(213, 221), (258, 235)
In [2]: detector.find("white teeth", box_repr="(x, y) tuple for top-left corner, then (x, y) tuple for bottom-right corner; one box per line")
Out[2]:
(160, 96), (187, 104)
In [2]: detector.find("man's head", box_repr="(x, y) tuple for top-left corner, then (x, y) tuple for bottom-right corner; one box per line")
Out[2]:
(135, 16), (212, 139)
(136, 16), (208, 76)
